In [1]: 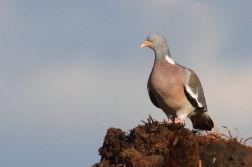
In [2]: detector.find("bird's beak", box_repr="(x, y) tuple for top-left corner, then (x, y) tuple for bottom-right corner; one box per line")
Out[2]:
(140, 41), (150, 48)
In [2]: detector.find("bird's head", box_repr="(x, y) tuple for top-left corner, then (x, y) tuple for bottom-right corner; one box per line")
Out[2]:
(141, 34), (170, 59)
(140, 34), (167, 50)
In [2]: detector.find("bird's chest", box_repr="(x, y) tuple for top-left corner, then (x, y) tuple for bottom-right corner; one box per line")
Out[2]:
(149, 61), (184, 109)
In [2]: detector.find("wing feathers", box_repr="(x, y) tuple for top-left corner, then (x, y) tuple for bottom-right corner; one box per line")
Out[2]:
(147, 85), (160, 108)
(184, 69), (207, 111)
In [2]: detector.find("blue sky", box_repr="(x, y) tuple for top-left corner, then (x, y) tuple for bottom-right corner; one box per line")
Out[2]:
(1, 1), (252, 166)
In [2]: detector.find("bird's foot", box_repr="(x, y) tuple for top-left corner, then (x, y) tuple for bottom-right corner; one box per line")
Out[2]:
(166, 119), (184, 129)
(175, 118), (184, 124)
(174, 118), (185, 128)
(167, 119), (174, 124)
(167, 118), (184, 124)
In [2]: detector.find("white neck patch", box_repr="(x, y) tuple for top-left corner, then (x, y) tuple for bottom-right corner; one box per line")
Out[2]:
(165, 55), (175, 65)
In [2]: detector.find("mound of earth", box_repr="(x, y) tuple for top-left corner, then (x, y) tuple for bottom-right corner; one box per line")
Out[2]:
(93, 117), (252, 167)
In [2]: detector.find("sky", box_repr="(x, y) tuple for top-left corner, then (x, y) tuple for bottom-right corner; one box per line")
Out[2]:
(1, 1), (252, 166)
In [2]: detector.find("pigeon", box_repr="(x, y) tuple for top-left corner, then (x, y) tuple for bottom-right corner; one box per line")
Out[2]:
(141, 34), (214, 130)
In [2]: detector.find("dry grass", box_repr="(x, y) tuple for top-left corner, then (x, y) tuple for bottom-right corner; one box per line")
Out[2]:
(202, 124), (252, 150)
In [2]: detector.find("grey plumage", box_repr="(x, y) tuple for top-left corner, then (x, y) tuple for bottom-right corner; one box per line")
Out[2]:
(141, 34), (213, 130)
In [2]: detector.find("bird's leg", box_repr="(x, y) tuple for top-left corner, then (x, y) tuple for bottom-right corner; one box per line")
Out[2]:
(167, 114), (175, 123)
(175, 118), (184, 124)
(175, 113), (187, 124)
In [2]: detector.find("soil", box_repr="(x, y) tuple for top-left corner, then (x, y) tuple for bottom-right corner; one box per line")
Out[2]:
(93, 117), (252, 167)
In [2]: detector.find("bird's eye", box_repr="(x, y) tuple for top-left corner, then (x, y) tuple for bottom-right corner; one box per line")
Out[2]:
(154, 37), (159, 41)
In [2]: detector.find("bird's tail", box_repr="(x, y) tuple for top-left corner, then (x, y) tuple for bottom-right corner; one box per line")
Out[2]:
(189, 111), (214, 131)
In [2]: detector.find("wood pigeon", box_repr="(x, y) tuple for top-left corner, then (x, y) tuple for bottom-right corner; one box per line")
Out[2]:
(141, 34), (214, 130)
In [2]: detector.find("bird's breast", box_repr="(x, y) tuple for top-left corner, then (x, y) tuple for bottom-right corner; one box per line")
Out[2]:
(148, 60), (186, 111)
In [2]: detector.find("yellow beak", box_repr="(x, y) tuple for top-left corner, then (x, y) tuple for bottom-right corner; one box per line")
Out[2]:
(140, 41), (150, 48)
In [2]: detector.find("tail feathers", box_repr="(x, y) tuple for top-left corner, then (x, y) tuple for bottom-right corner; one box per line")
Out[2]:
(189, 112), (214, 131)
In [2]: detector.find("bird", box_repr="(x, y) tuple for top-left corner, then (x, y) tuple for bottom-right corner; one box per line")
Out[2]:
(140, 34), (214, 130)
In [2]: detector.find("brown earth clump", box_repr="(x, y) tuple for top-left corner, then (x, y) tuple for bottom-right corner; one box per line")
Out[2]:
(93, 117), (252, 167)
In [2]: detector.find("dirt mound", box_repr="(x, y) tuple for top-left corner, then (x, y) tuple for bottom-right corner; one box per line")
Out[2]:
(93, 117), (252, 167)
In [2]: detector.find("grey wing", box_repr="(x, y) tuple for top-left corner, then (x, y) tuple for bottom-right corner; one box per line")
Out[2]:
(147, 84), (160, 108)
(183, 68), (207, 111)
